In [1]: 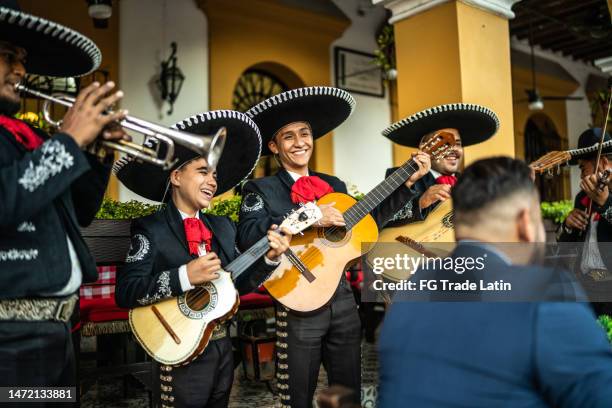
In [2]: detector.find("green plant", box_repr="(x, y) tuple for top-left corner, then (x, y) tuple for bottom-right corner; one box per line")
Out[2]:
(16, 111), (51, 132)
(540, 200), (573, 224)
(95, 198), (161, 219)
(597, 315), (612, 345)
(374, 24), (395, 75)
(206, 195), (242, 222)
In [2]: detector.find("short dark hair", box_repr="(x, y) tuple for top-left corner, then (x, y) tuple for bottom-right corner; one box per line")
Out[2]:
(452, 157), (536, 224)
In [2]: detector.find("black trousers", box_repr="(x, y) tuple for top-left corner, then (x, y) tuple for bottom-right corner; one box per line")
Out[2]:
(0, 321), (76, 407)
(164, 336), (234, 408)
(283, 280), (361, 408)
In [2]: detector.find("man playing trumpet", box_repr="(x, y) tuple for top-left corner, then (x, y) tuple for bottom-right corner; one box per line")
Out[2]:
(0, 3), (128, 389)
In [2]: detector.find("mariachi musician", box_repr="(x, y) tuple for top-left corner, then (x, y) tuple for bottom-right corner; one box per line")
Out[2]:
(557, 128), (612, 314)
(237, 86), (430, 408)
(0, 1), (128, 388)
(115, 112), (291, 408)
(382, 104), (499, 226)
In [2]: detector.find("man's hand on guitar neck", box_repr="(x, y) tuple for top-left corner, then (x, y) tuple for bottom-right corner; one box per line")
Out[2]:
(187, 252), (222, 285)
(405, 151), (431, 189)
(266, 225), (293, 262)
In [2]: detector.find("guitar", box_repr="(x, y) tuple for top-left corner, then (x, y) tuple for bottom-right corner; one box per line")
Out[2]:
(529, 139), (612, 175)
(129, 202), (322, 366)
(365, 198), (454, 282)
(262, 131), (455, 312)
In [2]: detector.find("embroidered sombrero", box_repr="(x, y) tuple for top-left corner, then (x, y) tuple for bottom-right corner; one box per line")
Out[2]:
(383, 103), (499, 147)
(114, 110), (262, 202)
(246, 86), (356, 155)
(568, 127), (612, 165)
(0, 0), (101, 77)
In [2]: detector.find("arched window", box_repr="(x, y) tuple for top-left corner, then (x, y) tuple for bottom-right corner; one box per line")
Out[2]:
(232, 69), (288, 113)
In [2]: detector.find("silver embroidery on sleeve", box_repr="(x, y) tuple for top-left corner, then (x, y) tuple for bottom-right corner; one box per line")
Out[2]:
(0, 249), (38, 261)
(18, 140), (75, 192)
(17, 222), (36, 232)
(603, 205), (612, 224)
(137, 271), (173, 306)
(126, 234), (150, 263)
(241, 193), (264, 213)
(390, 200), (413, 222)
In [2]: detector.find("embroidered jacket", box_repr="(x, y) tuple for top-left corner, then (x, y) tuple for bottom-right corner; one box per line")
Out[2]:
(115, 200), (276, 309)
(0, 125), (111, 299)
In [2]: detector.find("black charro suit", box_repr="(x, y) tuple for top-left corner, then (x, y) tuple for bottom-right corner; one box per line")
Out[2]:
(0, 123), (112, 388)
(116, 199), (276, 408)
(237, 168), (417, 408)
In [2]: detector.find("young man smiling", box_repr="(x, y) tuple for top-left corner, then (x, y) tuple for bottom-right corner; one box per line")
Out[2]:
(238, 86), (430, 408)
(116, 111), (291, 408)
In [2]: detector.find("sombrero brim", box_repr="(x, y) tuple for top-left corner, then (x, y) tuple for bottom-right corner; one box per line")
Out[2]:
(382, 103), (499, 147)
(246, 86), (355, 155)
(114, 110), (262, 202)
(0, 7), (101, 77)
(568, 140), (612, 165)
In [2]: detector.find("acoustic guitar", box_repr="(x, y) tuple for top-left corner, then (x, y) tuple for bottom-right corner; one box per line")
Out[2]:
(365, 198), (454, 282)
(129, 202), (322, 366)
(262, 132), (455, 312)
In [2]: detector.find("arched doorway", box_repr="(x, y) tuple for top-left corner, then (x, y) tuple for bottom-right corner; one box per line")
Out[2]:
(231, 62), (305, 179)
(524, 114), (567, 202)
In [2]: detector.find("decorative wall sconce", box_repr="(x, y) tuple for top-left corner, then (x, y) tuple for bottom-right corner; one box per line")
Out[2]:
(156, 42), (185, 115)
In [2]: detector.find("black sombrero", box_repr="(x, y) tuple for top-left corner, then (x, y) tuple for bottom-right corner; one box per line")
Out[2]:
(0, 0), (101, 77)
(568, 127), (612, 165)
(114, 110), (262, 202)
(382, 103), (499, 147)
(246, 86), (355, 155)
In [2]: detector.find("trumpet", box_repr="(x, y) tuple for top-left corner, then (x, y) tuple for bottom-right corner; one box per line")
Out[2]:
(16, 84), (226, 170)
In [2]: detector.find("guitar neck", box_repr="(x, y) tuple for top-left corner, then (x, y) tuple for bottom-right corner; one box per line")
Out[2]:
(344, 159), (418, 230)
(225, 235), (270, 281)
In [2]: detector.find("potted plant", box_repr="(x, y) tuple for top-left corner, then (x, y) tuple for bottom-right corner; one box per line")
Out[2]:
(540, 200), (572, 242)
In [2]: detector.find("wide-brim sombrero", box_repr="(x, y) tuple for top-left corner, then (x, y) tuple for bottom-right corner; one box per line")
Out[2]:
(114, 110), (262, 202)
(382, 103), (499, 147)
(568, 128), (612, 165)
(246, 86), (355, 155)
(0, 1), (101, 77)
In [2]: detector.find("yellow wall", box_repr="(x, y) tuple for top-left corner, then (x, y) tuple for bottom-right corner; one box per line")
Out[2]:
(392, 1), (515, 166)
(20, 0), (120, 200)
(199, 0), (349, 175)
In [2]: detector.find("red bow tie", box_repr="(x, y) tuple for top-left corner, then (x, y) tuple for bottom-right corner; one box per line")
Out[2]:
(290, 175), (334, 204)
(0, 115), (44, 151)
(183, 217), (212, 256)
(580, 196), (600, 222)
(435, 175), (458, 187)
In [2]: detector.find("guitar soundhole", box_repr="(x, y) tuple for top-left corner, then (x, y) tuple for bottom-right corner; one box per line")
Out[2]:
(185, 287), (210, 311)
(323, 226), (347, 243)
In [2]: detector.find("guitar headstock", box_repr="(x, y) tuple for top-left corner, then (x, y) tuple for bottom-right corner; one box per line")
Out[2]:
(529, 151), (572, 175)
(279, 202), (323, 234)
(420, 131), (456, 161)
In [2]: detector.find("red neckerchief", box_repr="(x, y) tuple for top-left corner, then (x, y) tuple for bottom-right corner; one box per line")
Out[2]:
(435, 174), (458, 187)
(580, 196), (601, 222)
(290, 175), (334, 204)
(0, 115), (44, 151)
(183, 218), (213, 255)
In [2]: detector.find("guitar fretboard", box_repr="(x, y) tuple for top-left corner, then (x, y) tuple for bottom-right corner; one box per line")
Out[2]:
(344, 159), (419, 230)
(225, 235), (270, 280)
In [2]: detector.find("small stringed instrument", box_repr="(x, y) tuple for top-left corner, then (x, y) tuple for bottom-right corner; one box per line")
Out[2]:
(365, 198), (454, 282)
(129, 202), (322, 365)
(263, 132), (455, 312)
(529, 140), (612, 175)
